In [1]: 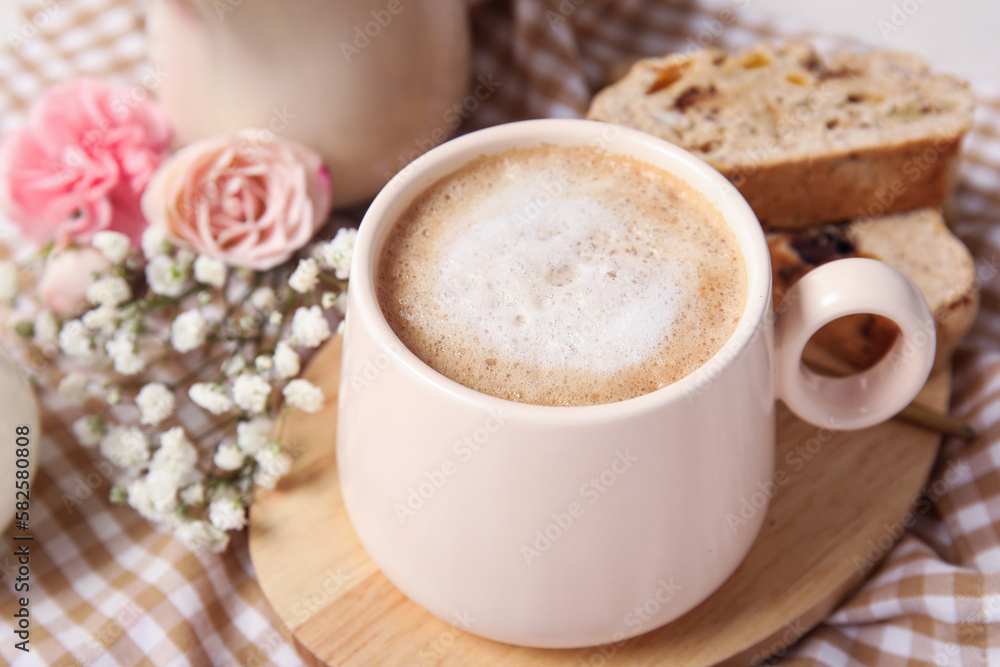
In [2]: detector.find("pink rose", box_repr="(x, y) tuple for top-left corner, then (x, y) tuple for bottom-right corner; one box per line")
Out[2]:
(37, 247), (112, 318)
(141, 130), (333, 271)
(0, 78), (173, 249)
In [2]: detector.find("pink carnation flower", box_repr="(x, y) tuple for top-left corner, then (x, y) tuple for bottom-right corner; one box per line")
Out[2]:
(0, 78), (173, 248)
(141, 130), (333, 271)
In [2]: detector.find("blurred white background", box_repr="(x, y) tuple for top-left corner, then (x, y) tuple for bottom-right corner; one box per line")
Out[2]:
(0, 0), (995, 85)
(746, 0), (998, 85)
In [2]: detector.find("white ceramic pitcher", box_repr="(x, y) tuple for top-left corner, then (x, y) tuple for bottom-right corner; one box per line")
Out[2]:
(146, 0), (471, 207)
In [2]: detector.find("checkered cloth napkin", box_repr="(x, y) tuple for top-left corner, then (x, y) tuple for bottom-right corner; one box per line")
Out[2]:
(0, 0), (998, 664)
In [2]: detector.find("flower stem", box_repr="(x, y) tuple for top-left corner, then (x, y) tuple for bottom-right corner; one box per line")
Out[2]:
(317, 273), (347, 288)
(192, 414), (239, 446)
(167, 351), (231, 391)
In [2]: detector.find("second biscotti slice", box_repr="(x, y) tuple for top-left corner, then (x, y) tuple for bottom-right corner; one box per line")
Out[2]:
(768, 208), (977, 373)
(588, 42), (974, 229)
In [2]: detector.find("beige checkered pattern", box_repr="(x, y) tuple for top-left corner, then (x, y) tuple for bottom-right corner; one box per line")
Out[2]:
(0, 0), (998, 664)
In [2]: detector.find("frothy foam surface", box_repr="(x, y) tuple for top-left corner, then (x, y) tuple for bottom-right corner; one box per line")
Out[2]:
(377, 145), (746, 406)
(437, 193), (685, 374)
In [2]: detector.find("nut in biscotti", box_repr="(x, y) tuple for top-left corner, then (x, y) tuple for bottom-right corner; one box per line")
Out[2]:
(588, 42), (975, 229)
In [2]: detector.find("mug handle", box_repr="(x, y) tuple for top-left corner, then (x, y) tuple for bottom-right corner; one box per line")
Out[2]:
(775, 257), (936, 430)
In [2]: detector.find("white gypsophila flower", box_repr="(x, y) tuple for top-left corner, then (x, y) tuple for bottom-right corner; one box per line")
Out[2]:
(34, 309), (59, 344)
(213, 441), (245, 471)
(170, 310), (208, 353)
(175, 249), (195, 268)
(249, 286), (277, 312)
(290, 305), (330, 348)
(145, 427), (198, 510)
(145, 467), (181, 512)
(58, 320), (94, 358)
(136, 382), (175, 426)
(126, 478), (162, 522)
(72, 416), (103, 447)
(193, 255), (227, 288)
(189, 382), (234, 415)
(268, 311), (283, 327)
(315, 227), (358, 280)
(86, 276), (131, 307)
(111, 471), (136, 499)
(100, 425), (150, 469)
(236, 476), (254, 495)
(254, 355), (273, 373)
(236, 417), (273, 455)
(146, 254), (190, 297)
(336, 318), (346, 336)
(106, 387), (121, 405)
(141, 226), (170, 260)
(92, 231), (131, 264)
(289, 258), (319, 294)
(320, 291), (338, 309)
(222, 355), (246, 377)
(208, 488), (247, 531)
(175, 519), (229, 553)
(179, 483), (205, 506)
(158, 426), (196, 460)
(109, 485), (128, 504)
(254, 443), (293, 490)
(273, 341), (300, 379)
(105, 329), (145, 376)
(232, 374), (271, 414)
(0, 261), (17, 301)
(81, 305), (119, 335)
(283, 378), (324, 413)
(58, 372), (88, 405)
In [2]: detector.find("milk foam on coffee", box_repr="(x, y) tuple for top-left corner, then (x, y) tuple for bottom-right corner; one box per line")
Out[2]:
(377, 145), (746, 406)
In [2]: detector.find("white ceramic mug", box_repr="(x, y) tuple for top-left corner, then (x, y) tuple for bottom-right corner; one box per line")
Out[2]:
(336, 119), (936, 648)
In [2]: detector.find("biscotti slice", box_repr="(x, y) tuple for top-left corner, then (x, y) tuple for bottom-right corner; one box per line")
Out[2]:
(588, 42), (975, 229)
(768, 208), (977, 373)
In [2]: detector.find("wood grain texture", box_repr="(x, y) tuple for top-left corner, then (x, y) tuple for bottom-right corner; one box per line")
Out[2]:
(249, 336), (949, 666)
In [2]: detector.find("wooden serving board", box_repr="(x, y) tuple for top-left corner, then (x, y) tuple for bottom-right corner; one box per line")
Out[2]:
(248, 336), (949, 666)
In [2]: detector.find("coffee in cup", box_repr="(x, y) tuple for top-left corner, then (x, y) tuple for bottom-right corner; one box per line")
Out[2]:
(376, 144), (746, 406)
